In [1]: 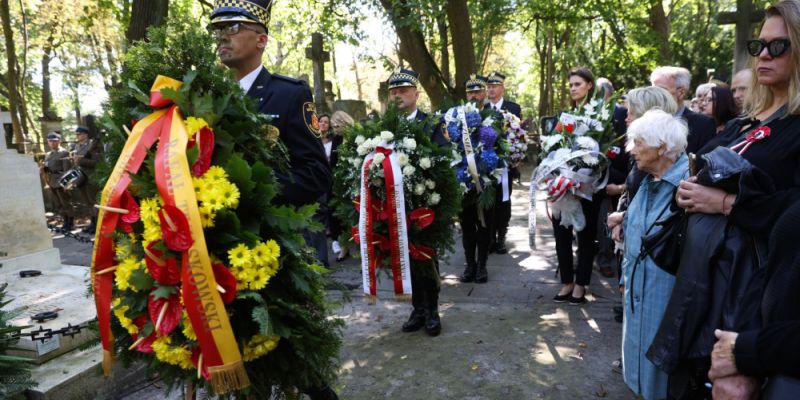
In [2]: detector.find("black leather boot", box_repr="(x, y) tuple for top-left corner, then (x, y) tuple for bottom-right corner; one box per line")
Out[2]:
(475, 261), (488, 283)
(495, 228), (508, 254)
(424, 288), (441, 336)
(460, 246), (477, 282)
(61, 216), (74, 232)
(83, 216), (97, 234)
(402, 291), (427, 332)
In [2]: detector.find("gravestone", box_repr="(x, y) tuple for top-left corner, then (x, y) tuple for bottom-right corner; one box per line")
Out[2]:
(333, 100), (368, 122)
(718, 0), (765, 73)
(305, 32), (331, 114)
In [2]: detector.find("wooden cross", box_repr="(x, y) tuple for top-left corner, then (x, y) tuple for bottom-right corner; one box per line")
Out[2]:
(718, 0), (765, 74)
(305, 32), (330, 113)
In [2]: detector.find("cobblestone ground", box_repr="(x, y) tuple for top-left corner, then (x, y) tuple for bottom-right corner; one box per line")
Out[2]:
(55, 165), (635, 400)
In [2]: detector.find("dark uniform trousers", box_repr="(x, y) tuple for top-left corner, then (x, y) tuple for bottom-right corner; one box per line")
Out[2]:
(460, 194), (496, 269)
(492, 180), (512, 249)
(44, 148), (74, 222)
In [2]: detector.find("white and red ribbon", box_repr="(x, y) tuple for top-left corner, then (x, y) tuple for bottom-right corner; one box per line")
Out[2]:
(358, 143), (412, 298)
(730, 126), (770, 155)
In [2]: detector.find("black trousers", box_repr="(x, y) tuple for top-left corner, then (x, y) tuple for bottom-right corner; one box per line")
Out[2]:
(552, 195), (601, 285)
(410, 259), (440, 310)
(460, 198), (496, 265)
(492, 187), (512, 242)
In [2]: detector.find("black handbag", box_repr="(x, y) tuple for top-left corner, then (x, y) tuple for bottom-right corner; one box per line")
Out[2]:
(640, 195), (687, 275)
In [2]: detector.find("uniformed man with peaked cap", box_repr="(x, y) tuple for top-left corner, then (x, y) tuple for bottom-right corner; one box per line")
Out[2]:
(209, 0), (330, 207)
(209, 2), (336, 399)
(386, 67), (445, 336)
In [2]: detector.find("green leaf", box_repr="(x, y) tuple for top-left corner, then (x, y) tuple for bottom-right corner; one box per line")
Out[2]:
(235, 291), (266, 305)
(151, 285), (177, 300)
(252, 306), (272, 336)
(127, 80), (150, 105)
(186, 145), (199, 166)
(225, 154), (255, 193)
(129, 268), (154, 292)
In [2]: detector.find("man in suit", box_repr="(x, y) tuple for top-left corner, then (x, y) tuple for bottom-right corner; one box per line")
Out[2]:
(387, 68), (443, 336)
(650, 66), (716, 155)
(486, 71), (521, 255)
(210, 0), (330, 207)
(209, 2), (335, 399)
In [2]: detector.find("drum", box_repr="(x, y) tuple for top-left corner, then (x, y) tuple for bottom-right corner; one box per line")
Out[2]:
(58, 169), (86, 190)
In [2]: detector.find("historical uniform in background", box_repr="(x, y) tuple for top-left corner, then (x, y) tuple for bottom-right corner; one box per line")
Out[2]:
(486, 71), (521, 255)
(41, 132), (74, 232)
(71, 126), (101, 232)
(387, 68), (444, 336)
(459, 74), (494, 284)
(209, 1), (336, 399)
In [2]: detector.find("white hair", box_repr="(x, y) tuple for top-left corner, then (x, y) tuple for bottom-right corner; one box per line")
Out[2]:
(650, 66), (692, 91)
(694, 82), (716, 98)
(626, 109), (688, 161)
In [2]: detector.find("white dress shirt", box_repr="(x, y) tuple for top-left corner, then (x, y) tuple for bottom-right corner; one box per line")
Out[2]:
(238, 65), (264, 93)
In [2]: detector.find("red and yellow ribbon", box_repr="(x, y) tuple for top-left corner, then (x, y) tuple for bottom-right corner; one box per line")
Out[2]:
(92, 76), (249, 394)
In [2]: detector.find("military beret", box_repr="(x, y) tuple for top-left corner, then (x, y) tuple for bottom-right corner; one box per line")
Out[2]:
(210, 0), (273, 28)
(465, 74), (488, 92)
(387, 68), (420, 89)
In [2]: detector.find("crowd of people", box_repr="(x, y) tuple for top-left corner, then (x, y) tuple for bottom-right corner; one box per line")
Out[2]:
(35, 0), (798, 398)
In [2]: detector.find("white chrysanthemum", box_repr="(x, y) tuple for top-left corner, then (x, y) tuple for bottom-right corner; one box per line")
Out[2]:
(419, 157), (432, 169)
(582, 155), (599, 165)
(355, 135), (366, 145)
(414, 183), (425, 195)
(397, 152), (409, 166)
(575, 136), (597, 150)
(425, 180), (435, 189)
(373, 153), (386, 165)
(403, 138), (417, 150)
(429, 193), (441, 205)
(541, 135), (562, 151)
(380, 131), (394, 142)
(552, 148), (572, 161)
(403, 165), (416, 176)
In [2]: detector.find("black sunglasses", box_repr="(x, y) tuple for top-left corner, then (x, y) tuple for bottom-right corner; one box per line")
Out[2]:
(746, 38), (791, 58)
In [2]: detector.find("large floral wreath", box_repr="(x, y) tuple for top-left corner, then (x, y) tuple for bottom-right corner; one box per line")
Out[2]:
(444, 103), (510, 211)
(92, 26), (341, 397)
(529, 96), (618, 247)
(331, 106), (461, 299)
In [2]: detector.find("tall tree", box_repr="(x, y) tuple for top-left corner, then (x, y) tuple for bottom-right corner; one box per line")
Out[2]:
(126, 0), (169, 43)
(1, 0), (24, 151)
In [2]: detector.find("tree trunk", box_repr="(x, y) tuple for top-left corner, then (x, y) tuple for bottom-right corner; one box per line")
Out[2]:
(351, 52), (363, 101)
(649, 0), (672, 63)
(126, 0), (169, 44)
(1, 0), (24, 152)
(446, 0), (476, 101)
(379, 0), (449, 107)
(42, 43), (54, 118)
(436, 10), (451, 87)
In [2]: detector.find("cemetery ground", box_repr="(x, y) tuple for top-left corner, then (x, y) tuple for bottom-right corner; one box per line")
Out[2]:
(46, 164), (635, 400)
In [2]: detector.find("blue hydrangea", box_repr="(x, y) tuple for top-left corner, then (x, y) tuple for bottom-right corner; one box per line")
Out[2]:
(456, 165), (471, 184)
(447, 122), (462, 143)
(478, 126), (497, 148)
(465, 111), (482, 128)
(479, 150), (499, 173)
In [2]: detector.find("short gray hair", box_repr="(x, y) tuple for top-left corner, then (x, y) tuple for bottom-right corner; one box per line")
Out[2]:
(625, 86), (678, 119)
(694, 82), (716, 98)
(626, 109), (688, 161)
(650, 66), (691, 91)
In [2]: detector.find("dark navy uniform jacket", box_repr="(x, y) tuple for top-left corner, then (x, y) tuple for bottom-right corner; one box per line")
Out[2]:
(246, 67), (331, 206)
(417, 110), (450, 147)
(499, 99), (522, 119)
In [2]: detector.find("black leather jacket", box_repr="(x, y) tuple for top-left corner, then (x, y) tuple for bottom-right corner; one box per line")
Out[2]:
(646, 147), (770, 373)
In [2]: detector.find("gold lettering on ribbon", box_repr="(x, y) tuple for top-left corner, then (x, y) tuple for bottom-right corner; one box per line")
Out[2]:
(188, 249), (222, 332)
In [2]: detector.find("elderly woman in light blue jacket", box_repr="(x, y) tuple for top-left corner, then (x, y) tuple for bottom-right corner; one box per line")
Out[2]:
(617, 109), (688, 399)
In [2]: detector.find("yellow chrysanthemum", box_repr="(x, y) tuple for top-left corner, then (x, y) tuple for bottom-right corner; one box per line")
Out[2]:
(181, 311), (197, 341)
(228, 244), (252, 268)
(192, 176), (206, 197)
(114, 257), (145, 292)
(184, 117), (209, 139)
(242, 335), (280, 362)
(249, 267), (269, 291)
(152, 335), (194, 370)
(114, 239), (133, 260)
(139, 197), (162, 223)
(199, 206), (216, 228)
(141, 223), (162, 246)
(219, 181), (240, 209)
(204, 165), (228, 182)
(112, 298), (138, 335)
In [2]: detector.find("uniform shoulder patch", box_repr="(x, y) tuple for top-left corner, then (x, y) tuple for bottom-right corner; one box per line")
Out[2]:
(303, 102), (321, 138)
